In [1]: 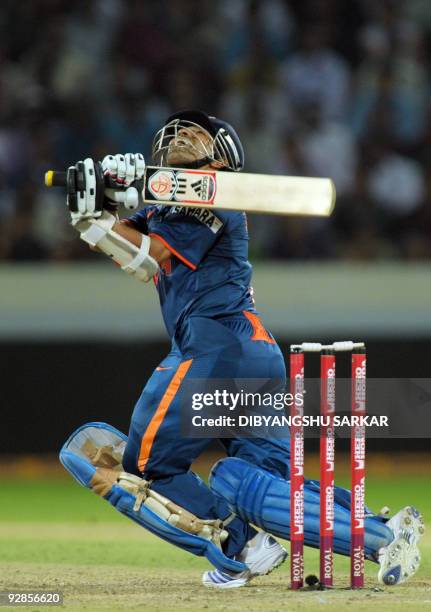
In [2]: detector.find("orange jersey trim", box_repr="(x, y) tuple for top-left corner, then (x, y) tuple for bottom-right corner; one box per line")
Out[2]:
(149, 233), (197, 270)
(137, 359), (193, 473)
(243, 310), (275, 344)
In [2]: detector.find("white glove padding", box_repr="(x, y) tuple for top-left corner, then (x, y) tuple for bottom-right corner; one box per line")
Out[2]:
(67, 158), (105, 225)
(102, 153), (146, 187)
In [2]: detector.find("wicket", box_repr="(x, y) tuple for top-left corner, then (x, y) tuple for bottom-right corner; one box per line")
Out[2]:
(289, 341), (367, 589)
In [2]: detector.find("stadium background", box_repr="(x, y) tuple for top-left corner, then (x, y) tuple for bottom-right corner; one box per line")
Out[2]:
(1, 1), (430, 607)
(1, 0), (431, 454)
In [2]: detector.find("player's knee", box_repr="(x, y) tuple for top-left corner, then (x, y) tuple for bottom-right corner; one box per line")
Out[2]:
(209, 457), (237, 485)
(209, 456), (257, 507)
(122, 442), (140, 477)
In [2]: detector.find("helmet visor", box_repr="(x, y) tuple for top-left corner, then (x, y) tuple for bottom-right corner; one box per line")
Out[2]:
(152, 118), (236, 169)
(152, 119), (215, 167)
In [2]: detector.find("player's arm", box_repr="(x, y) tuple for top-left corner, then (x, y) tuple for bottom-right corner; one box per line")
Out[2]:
(112, 220), (171, 265)
(101, 153), (171, 265)
(66, 156), (162, 281)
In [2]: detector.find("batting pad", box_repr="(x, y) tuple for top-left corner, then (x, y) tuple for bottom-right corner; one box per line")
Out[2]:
(209, 457), (393, 560)
(59, 422), (246, 573)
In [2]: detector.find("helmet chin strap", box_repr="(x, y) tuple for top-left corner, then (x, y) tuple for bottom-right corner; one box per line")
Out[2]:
(170, 157), (233, 172)
(170, 157), (212, 169)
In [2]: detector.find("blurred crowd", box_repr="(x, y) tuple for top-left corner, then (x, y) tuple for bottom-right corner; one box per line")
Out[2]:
(1, 0), (431, 262)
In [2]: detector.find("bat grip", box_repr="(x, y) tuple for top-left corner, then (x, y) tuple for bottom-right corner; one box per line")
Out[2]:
(45, 168), (140, 212)
(45, 170), (67, 187)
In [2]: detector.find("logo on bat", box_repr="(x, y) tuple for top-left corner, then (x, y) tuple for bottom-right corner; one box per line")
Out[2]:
(191, 176), (216, 201)
(191, 179), (204, 197)
(148, 169), (217, 204)
(148, 171), (176, 199)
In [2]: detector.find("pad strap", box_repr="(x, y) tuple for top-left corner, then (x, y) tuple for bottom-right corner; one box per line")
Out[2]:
(117, 472), (229, 546)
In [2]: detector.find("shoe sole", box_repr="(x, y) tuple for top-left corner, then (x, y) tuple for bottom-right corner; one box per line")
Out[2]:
(378, 506), (425, 585)
(202, 574), (250, 589)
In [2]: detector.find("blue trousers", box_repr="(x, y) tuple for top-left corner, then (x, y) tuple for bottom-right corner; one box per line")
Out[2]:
(123, 313), (391, 560)
(123, 313), (288, 557)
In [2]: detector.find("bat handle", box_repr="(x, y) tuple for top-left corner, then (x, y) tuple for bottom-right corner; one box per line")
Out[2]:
(45, 170), (140, 211)
(45, 170), (67, 187)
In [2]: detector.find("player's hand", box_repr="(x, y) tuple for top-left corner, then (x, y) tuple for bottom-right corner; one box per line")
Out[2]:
(67, 158), (105, 226)
(101, 153), (145, 188)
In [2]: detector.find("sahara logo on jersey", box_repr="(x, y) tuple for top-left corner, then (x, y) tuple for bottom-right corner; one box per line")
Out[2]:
(167, 205), (223, 234)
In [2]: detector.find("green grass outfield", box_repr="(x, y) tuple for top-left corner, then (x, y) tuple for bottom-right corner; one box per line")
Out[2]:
(0, 471), (430, 611)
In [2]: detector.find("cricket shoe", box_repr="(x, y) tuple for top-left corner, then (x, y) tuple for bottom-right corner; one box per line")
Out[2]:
(202, 531), (287, 589)
(377, 506), (425, 586)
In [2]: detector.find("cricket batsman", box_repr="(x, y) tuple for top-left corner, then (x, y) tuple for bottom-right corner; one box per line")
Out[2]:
(59, 110), (424, 588)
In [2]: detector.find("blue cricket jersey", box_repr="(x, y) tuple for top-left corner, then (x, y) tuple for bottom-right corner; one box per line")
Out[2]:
(125, 204), (256, 338)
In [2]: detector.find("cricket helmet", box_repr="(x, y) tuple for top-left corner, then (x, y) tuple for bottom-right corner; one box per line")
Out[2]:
(152, 110), (244, 171)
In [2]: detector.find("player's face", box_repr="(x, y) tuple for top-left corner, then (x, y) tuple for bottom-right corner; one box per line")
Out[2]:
(167, 126), (214, 165)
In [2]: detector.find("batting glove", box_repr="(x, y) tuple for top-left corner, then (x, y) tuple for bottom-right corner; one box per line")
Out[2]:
(101, 153), (146, 188)
(67, 158), (105, 226)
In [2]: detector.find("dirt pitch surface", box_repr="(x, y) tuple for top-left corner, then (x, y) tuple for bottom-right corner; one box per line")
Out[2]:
(1, 522), (430, 611)
(0, 458), (430, 611)
(2, 558), (431, 611)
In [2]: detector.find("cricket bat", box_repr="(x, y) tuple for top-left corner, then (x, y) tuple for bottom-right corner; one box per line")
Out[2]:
(45, 166), (336, 217)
